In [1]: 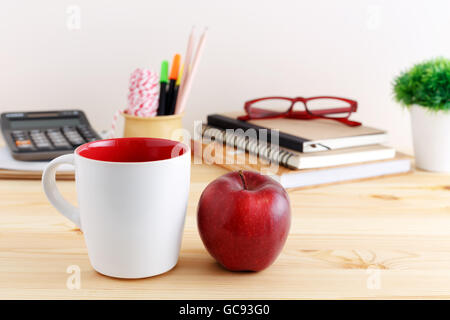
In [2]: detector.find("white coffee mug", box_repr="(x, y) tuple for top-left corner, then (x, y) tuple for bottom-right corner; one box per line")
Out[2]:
(42, 137), (191, 279)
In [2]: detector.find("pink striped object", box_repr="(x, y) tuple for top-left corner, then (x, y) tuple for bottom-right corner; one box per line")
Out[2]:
(107, 68), (160, 138)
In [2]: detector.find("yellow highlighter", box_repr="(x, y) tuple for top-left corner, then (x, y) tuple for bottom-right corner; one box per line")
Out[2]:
(172, 64), (184, 113)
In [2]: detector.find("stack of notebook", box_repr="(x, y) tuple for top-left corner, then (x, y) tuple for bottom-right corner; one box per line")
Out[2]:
(193, 112), (412, 190)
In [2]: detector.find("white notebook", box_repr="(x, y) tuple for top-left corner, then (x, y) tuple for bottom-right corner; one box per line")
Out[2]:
(0, 147), (73, 172)
(275, 157), (411, 189)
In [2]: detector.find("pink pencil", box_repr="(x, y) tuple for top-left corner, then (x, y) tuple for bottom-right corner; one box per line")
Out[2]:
(174, 27), (195, 114)
(175, 27), (207, 115)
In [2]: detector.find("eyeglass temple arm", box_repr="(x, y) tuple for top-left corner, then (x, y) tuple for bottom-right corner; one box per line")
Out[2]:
(341, 119), (361, 126)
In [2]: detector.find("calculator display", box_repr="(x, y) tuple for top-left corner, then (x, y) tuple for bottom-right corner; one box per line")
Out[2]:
(9, 118), (81, 130)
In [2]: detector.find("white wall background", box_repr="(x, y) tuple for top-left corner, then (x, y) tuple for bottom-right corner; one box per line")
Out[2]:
(1, 0), (449, 154)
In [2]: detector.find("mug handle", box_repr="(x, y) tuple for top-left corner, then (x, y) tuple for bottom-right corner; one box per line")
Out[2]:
(42, 154), (81, 228)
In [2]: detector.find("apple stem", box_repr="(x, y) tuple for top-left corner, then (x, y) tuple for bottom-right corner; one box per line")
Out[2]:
(238, 170), (248, 190)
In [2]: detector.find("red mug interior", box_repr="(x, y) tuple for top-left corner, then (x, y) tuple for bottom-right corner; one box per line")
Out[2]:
(76, 137), (188, 162)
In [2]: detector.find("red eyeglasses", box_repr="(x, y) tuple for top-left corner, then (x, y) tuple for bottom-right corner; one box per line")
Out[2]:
(237, 96), (361, 127)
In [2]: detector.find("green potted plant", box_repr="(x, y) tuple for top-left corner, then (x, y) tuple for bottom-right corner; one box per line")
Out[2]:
(393, 57), (450, 172)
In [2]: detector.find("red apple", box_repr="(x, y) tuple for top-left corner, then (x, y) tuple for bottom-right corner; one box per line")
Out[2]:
(197, 170), (291, 271)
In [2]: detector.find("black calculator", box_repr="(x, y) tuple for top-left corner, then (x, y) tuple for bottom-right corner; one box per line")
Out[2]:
(1, 110), (101, 161)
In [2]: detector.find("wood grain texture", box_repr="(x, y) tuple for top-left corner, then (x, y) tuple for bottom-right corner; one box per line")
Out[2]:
(0, 162), (450, 299)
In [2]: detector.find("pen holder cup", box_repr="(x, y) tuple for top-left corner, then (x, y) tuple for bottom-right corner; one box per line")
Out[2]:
(122, 113), (184, 141)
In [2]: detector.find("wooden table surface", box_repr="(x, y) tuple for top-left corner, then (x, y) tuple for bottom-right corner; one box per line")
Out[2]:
(1, 162), (450, 299)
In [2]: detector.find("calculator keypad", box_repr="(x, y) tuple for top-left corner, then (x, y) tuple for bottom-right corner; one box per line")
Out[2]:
(11, 130), (35, 151)
(77, 125), (98, 142)
(30, 130), (53, 150)
(62, 126), (85, 146)
(10, 126), (99, 152)
(46, 129), (72, 149)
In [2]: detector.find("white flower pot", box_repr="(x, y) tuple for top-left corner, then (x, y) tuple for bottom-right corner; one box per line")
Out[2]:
(410, 105), (450, 172)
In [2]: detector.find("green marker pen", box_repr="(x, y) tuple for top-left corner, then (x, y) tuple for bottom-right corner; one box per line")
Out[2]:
(157, 60), (169, 116)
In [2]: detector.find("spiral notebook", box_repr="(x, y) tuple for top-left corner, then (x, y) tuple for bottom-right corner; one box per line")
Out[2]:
(200, 125), (395, 170)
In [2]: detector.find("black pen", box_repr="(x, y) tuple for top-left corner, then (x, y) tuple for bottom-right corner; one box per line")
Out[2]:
(165, 54), (181, 115)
